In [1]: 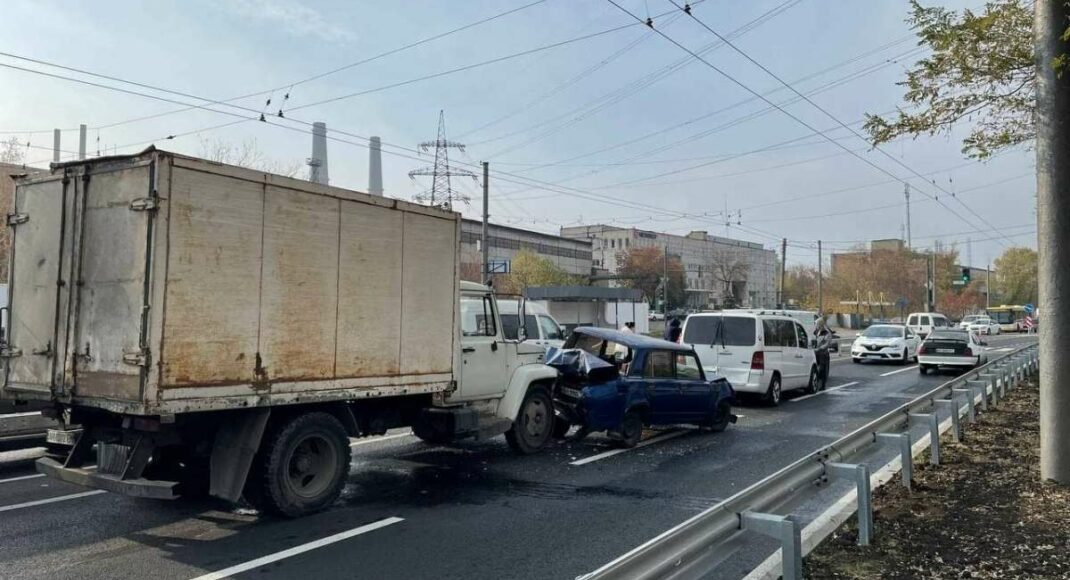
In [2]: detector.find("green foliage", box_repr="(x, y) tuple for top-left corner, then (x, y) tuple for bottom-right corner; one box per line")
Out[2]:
(993, 246), (1038, 304)
(495, 250), (580, 294)
(865, 0), (1040, 159)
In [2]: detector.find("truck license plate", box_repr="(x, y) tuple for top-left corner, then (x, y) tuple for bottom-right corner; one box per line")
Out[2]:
(46, 428), (81, 446)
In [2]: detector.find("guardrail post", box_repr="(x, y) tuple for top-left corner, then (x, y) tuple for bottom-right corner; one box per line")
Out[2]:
(967, 379), (989, 411)
(909, 413), (941, 465)
(826, 462), (873, 545)
(980, 373), (1000, 406)
(952, 388), (976, 423)
(740, 512), (802, 580)
(934, 399), (961, 441)
(876, 432), (912, 489)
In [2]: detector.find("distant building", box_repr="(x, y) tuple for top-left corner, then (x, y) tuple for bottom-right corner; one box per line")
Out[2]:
(559, 225), (777, 309)
(460, 219), (593, 281)
(830, 238), (908, 275)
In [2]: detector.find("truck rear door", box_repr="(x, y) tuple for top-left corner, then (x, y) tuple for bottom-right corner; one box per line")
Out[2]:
(4, 175), (71, 396)
(65, 161), (155, 402)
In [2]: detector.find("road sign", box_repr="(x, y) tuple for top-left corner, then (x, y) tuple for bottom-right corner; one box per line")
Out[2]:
(952, 280), (966, 286)
(1025, 303), (1035, 314)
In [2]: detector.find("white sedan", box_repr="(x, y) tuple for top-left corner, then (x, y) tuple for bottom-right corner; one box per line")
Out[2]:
(851, 324), (921, 365)
(918, 329), (989, 374)
(967, 316), (1001, 335)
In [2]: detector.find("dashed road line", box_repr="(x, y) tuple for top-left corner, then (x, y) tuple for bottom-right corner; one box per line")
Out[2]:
(189, 516), (404, 580)
(0, 490), (106, 512)
(570, 430), (688, 466)
(0, 473), (45, 485)
(790, 382), (860, 402)
(879, 365), (919, 377)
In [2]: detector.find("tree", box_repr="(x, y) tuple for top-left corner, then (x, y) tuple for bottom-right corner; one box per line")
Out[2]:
(783, 265), (819, 310)
(941, 281), (986, 318)
(0, 136), (24, 164)
(493, 250), (579, 294)
(617, 246), (685, 309)
(199, 137), (303, 177)
(710, 248), (749, 308)
(994, 246), (1038, 303)
(864, 0), (1069, 159)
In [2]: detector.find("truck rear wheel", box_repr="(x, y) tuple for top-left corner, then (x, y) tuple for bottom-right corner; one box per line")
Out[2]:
(505, 386), (553, 454)
(246, 412), (351, 517)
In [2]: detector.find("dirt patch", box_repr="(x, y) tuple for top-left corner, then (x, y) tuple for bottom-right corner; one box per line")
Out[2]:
(805, 376), (1070, 579)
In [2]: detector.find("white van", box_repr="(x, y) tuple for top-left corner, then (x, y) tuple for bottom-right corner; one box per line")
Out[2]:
(728, 308), (819, 338)
(906, 312), (951, 339)
(498, 300), (567, 349)
(681, 312), (820, 406)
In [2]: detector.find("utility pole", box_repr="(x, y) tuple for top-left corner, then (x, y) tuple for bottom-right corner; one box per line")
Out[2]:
(779, 238), (787, 308)
(817, 240), (823, 313)
(931, 251), (938, 312)
(481, 161), (490, 285)
(1036, 0), (1070, 484)
(662, 246), (669, 314)
(986, 263), (992, 310)
(904, 183), (912, 249)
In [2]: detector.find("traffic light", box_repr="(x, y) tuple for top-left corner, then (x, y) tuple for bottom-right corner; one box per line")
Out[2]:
(961, 267), (971, 283)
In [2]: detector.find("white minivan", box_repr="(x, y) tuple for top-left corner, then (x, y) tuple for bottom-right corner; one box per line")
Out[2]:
(498, 301), (567, 349)
(681, 312), (820, 406)
(906, 312), (951, 339)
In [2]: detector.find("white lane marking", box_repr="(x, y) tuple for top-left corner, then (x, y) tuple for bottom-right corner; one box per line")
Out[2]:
(880, 365), (919, 377)
(189, 516), (404, 580)
(0, 490), (106, 513)
(0, 411), (43, 419)
(569, 430), (688, 466)
(790, 382), (860, 402)
(349, 431), (413, 448)
(0, 473), (45, 485)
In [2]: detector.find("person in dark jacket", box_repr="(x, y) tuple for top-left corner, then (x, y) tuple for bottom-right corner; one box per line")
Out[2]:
(663, 317), (682, 342)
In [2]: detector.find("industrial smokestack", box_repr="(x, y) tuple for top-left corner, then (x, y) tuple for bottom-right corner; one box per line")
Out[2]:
(53, 128), (61, 163)
(78, 124), (87, 160)
(368, 136), (383, 196)
(308, 121), (329, 185)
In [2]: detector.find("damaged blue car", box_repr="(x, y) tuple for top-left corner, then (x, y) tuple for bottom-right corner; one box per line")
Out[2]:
(548, 327), (735, 448)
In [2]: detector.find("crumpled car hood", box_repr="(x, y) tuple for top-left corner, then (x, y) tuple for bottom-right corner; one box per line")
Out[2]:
(545, 347), (620, 384)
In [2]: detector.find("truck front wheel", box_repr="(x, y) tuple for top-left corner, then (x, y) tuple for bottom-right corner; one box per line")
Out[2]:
(246, 412), (351, 517)
(505, 386), (554, 454)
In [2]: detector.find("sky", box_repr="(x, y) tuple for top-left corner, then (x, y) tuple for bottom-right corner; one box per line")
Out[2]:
(0, 0), (1038, 269)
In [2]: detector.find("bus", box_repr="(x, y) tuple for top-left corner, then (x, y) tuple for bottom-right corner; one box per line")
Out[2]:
(986, 305), (1027, 333)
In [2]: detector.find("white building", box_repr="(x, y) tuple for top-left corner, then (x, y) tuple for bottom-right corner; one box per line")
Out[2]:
(560, 225), (777, 309)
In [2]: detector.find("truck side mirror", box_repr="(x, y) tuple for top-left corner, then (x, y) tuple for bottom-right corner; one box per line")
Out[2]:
(518, 298), (527, 341)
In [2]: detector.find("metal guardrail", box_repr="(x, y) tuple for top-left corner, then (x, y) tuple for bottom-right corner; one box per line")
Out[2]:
(581, 343), (1039, 580)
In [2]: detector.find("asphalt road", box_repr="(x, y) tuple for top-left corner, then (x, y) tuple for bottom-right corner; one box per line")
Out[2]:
(0, 334), (1036, 580)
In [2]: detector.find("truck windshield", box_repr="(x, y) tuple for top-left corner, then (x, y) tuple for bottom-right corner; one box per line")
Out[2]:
(682, 316), (754, 346)
(500, 314), (538, 341)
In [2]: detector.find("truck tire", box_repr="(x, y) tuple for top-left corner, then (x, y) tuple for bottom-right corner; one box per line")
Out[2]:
(245, 412), (351, 517)
(505, 386), (554, 454)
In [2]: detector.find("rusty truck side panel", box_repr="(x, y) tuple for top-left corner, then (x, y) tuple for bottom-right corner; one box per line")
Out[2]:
(2, 149), (460, 415)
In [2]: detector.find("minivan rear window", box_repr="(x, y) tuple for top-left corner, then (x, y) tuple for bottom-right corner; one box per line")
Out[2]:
(683, 316), (755, 346)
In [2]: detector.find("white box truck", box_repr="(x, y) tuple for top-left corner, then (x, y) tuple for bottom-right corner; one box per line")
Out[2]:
(1, 149), (558, 516)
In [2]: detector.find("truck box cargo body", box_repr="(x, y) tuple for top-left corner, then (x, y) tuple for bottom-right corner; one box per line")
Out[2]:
(2, 148), (460, 415)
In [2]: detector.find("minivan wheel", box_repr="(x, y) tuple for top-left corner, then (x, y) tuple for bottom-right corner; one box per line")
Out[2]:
(764, 375), (782, 406)
(805, 366), (822, 395)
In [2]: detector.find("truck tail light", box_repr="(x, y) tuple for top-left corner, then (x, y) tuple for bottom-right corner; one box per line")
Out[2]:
(750, 351), (765, 371)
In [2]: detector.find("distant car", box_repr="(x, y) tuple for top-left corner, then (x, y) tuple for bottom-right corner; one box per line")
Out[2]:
(959, 315), (984, 329)
(498, 301), (568, 349)
(549, 327), (735, 447)
(907, 312), (951, 339)
(851, 324), (920, 364)
(649, 311), (666, 321)
(918, 329), (989, 374)
(967, 316), (1001, 335)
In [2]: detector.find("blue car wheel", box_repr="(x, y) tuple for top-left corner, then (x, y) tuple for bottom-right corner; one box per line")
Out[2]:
(703, 401), (732, 433)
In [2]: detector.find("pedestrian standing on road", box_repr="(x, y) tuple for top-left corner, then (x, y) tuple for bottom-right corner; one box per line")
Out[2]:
(664, 317), (682, 343)
(813, 317), (832, 386)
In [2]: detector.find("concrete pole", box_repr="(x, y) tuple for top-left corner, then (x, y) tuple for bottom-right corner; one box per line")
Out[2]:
(52, 129), (61, 163)
(1036, 0), (1070, 484)
(904, 183), (912, 250)
(78, 124), (87, 160)
(779, 238), (787, 308)
(817, 240), (823, 313)
(482, 161), (490, 285)
(986, 263), (991, 310)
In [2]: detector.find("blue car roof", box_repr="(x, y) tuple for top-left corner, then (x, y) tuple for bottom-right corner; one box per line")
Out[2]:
(571, 326), (693, 353)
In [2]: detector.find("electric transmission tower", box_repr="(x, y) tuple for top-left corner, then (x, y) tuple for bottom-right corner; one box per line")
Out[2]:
(409, 110), (477, 210)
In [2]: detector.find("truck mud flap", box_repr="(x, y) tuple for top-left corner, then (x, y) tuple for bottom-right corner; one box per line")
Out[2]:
(36, 457), (178, 499)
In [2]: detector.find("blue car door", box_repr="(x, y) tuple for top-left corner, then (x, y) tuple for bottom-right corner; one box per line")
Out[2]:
(673, 352), (713, 422)
(643, 350), (684, 423)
